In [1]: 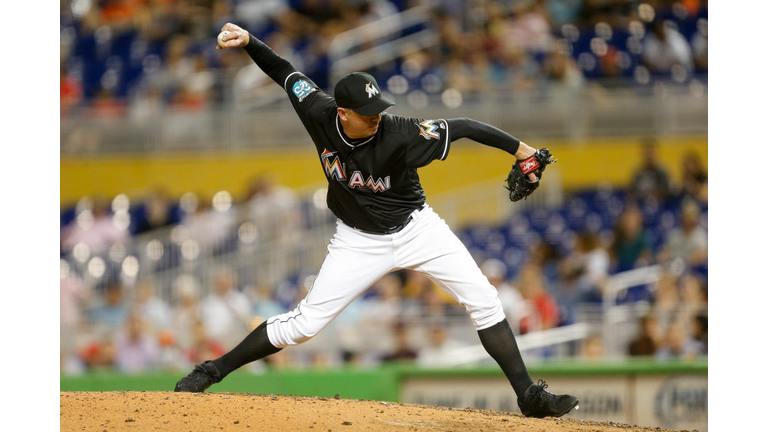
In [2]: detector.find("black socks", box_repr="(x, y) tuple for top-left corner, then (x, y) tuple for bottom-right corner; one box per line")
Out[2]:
(210, 318), (532, 397)
(477, 318), (535, 398)
(211, 321), (282, 379)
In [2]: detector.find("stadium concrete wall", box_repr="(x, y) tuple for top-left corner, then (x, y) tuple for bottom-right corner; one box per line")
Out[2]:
(60, 136), (707, 205)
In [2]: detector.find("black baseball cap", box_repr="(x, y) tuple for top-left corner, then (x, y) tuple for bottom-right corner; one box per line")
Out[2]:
(334, 72), (395, 116)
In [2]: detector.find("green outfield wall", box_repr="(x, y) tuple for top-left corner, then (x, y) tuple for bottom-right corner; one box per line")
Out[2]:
(60, 358), (707, 398)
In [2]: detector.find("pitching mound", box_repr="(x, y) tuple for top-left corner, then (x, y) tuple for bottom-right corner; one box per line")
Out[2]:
(60, 391), (686, 431)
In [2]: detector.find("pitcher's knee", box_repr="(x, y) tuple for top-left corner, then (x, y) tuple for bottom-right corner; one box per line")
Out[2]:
(265, 310), (324, 348)
(467, 297), (506, 330)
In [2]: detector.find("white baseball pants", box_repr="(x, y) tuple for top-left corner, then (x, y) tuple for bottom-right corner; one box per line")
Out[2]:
(265, 204), (506, 348)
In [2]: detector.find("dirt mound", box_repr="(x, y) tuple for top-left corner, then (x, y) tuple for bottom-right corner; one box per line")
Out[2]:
(60, 391), (688, 431)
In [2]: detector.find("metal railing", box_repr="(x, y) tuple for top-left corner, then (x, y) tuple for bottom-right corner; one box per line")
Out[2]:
(328, 5), (438, 83)
(438, 323), (593, 367)
(601, 265), (663, 357)
(60, 82), (707, 154)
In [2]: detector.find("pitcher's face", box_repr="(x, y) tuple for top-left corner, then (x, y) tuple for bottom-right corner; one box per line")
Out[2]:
(338, 108), (382, 139)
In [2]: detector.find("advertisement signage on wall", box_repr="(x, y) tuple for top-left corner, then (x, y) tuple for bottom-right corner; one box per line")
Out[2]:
(400, 373), (707, 431)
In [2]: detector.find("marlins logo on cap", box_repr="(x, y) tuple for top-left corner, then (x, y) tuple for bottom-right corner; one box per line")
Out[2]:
(334, 72), (395, 116)
(365, 82), (379, 98)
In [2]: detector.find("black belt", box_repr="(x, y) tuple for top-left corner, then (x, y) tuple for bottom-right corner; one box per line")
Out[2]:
(355, 214), (416, 235)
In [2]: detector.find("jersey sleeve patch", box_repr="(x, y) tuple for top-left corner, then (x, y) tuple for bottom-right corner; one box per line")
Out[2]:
(291, 79), (317, 102)
(417, 119), (441, 140)
(405, 118), (450, 168)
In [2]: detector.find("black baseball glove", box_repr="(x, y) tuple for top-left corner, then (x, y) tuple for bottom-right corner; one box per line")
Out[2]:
(505, 148), (557, 202)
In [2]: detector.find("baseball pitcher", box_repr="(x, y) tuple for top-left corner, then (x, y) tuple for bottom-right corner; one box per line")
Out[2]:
(175, 23), (577, 418)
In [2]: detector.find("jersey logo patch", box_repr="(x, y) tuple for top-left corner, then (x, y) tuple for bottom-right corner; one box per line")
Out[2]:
(321, 149), (346, 181)
(365, 82), (379, 98)
(292, 79), (316, 102)
(418, 120), (440, 140)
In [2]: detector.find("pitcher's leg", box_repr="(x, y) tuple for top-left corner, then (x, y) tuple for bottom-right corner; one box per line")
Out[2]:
(399, 213), (506, 330)
(175, 224), (394, 392)
(397, 209), (578, 416)
(398, 209), (533, 397)
(266, 228), (395, 348)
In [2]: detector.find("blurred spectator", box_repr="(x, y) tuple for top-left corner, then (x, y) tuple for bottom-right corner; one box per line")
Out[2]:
(691, 18), (707, 72)
(61, 261), (90, 358)
(89, 88), (127, 118)
(502, 0), (554, 53)
(80, 337), (116, 372)
(185, 318), (227, 365)
(516, 263), (559, 333)
(653, 271), (680, 328)
(249, 284), (285, 322)
(89, 283), (129, 336)
(361, 272), (406, 326)
(660, 199), (707, 267)
(628, 313), (661, 356)
(642, 18), (694, 74)
(127, 86), (165, 125)
(245, 174), (301, 284)
(401, 270), (436, 304)
(416, 322), (468, 367)
(560, 231), (610, 300)
(678, 151), (707, 204)
(543, 42), (585, 93)
(132, 279), (172, 332)
(381, 320), (418, 363)
(156, 329), (187, 371)
(233, 0), (289, 31)
(629, 139), (671, 202)
(135, 187), (179, 233)
(60, 64), (83, 114)
(419, 283), (460, 320)
(172, 53), (215, 111)
(432, 8), (465, 62)
(610, 203), (652, 272)
(655, 322), (704, 361)
(247, 174), (300, 230)
(171, 274), (202, 351)
(59, 0), (707, 111)
(480, 259), (526, 333)
(581, 334), (604, 360)
(199, 266), (252, 348)
(679, 272), (706, 306)
(61, 196), (131, 254)
(114, 313), (160, 374)
(691, 313), (707, 355)
(529, 241), (564, 285)
(678, 272), (707, 323)
(182, 192), (236, 252)
(546, 0), (584, 27)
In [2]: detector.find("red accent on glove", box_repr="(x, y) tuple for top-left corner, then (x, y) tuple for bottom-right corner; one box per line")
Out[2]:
(519, 156), (540, 175)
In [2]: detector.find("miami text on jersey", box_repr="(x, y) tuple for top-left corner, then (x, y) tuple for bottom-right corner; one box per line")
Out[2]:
(418, 120), (440, 140)
(321, 149), (346, 180)
(348, 172), (391, 192)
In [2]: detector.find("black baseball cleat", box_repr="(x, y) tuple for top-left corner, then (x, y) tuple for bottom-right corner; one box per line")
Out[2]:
(174, 361), (223, 392)
(518, 379), (579, 418)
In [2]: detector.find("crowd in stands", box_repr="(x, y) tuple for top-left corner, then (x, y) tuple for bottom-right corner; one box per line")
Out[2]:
(60, 140), (708, 374)
(60, 0), (708, 114)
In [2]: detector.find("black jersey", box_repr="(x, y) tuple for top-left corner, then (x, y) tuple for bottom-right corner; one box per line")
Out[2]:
(282, 72), (451, 233)
(243, 35), (521, 233)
